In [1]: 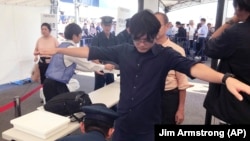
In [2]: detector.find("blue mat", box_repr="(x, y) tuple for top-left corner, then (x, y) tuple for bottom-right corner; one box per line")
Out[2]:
(11, 78), (32, 85)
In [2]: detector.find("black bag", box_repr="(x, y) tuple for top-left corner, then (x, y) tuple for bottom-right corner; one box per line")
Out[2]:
(44, 91), (92, 121)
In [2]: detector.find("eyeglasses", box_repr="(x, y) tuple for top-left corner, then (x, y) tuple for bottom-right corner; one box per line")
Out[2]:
(133, 38), (154, 45)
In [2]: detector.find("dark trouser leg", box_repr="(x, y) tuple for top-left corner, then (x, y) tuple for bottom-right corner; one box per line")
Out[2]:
(105, 73), (114, 85)
(161, 88), (179, 124)
(94, 72), (105, 90)
(43, 78), (69, 102)
(38, 62), (49, 84)
(189, 40), (194, 50)
(199, 37), (207, 61)
(195, 42), (201, 56)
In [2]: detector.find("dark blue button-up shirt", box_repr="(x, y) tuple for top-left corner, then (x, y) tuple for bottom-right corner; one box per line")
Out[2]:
(88, 43), (196, 134)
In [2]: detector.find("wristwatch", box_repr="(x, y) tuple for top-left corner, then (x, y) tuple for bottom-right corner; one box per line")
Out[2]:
(222, 73), (235, 85)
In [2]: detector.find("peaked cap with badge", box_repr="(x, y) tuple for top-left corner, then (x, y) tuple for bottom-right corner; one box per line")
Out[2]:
(100, 16), (114, 26)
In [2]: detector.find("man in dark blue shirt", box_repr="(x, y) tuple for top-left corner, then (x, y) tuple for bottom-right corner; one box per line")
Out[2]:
(39, 10), (250, 141)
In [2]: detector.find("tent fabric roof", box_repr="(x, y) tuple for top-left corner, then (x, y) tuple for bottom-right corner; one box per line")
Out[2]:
(160, 0), (218, 12)
(0, 0), (218, 9)
(0, 0), (51, 7)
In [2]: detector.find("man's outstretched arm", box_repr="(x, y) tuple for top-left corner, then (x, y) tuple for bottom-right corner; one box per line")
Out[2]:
(190, 63), (250, 101)
(38, 46), (90, 58)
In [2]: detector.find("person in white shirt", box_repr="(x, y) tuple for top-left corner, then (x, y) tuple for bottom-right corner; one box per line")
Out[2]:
(195, 18), (208, 62)
(186, 20), (196, 53)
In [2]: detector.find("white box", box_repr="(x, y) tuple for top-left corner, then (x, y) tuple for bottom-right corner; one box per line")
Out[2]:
(10, 110), (70, 139)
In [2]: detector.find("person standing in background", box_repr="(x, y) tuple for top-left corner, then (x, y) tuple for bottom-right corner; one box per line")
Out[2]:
(116, 18), (133, 45)
(155, 12), (193, 125)
(204, 0), (250, 124)
(91, 16), (118, 91)
(33, 23), (59, 84)
(206, 23), (215, 39)
(186, 20), (196, 52)
(43, 23), (114, 102)
(89, 23), (97, 37)
(195, 18), (208, 62)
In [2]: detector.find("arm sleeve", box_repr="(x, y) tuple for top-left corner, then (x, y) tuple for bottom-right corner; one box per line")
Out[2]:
(64, 55), (104, 72)
(166, 48), (198, 79)
(88, 45), (123, 64)
(205, 26), (237, 59)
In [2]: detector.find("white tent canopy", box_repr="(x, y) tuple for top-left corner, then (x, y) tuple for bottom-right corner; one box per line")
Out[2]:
(0, 0), (51, 7)
(0, 0), (52, 84)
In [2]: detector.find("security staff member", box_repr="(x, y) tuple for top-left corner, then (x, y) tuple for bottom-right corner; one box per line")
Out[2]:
(116, 18), (133, 45)
(91, 16), (118, 90)
(56, 103), (119, 141)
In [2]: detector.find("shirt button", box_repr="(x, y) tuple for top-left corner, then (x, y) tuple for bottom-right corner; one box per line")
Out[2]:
(135, 75), (138, 78)
(131, 97), (134, 101)
(129, 109), (132, 112)
(137, 64), (140, 67)
(133, 86), (136, 89)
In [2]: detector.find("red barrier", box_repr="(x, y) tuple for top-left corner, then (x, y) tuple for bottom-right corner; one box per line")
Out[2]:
(0, 85), (42, 113)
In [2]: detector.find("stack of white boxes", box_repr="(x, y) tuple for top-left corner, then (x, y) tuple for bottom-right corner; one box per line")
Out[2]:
(10, 110), (70, 139)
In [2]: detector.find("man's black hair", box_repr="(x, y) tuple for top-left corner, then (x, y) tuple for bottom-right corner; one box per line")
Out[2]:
(64, 23), (82, 40)
(84, 119), (111, 137)
(41, 23), (51, 32)
(200, 18), (206, 22)
(129, 9), (160, 41)
(233, 0), (250, 12)
(176, 21), (181, 25)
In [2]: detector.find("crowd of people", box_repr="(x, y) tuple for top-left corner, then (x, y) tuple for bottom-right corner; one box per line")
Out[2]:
(32, 0), (250, 140)
(167, 18), (215, 62)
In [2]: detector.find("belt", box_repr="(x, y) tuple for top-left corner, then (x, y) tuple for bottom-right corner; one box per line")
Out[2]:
(39, 57), (51, 64)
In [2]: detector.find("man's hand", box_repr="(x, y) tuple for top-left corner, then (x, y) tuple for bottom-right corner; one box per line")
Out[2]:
(104, 64), (115, 71)
(226, 77), (250, 101)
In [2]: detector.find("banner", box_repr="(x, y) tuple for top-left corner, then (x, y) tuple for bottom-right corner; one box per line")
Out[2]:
(41, 14), (58, 37)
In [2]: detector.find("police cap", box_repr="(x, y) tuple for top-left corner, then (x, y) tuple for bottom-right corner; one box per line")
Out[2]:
(100, 16), (114, 26)
(82, 103), (119, 126)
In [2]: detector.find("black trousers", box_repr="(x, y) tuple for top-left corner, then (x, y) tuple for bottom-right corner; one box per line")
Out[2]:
(94, 72), (114, 90)
(195, 37), (206, 57)
(38, 62), (48, 84)
(38, 57), (50, 84)
(43, 78), (69, 102)
(161, 88), (179, 124)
